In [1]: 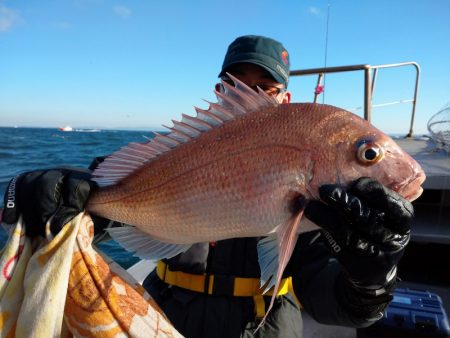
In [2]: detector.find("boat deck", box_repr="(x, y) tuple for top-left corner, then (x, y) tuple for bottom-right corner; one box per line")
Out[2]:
(396, 137), (450, 244)
(396, 137), (450, 189)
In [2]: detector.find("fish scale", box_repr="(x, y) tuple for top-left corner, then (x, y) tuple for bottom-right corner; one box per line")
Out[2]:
(89, 105), (315, 242)
(86, 75), (425, 330)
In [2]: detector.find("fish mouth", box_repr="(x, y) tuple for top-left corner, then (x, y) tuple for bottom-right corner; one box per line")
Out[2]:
(394, 170), (426, 202)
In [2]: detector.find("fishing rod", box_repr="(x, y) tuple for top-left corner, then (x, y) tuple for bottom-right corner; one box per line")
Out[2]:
(322, 2), (331, 104)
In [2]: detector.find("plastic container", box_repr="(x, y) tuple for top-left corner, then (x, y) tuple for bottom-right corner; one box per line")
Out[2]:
(357, 288), (450, 338)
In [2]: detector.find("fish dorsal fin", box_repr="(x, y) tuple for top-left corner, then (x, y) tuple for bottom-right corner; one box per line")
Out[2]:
(92, 74), (279, 186)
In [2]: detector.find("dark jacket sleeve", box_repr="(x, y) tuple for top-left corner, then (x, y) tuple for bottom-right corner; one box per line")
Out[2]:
(286, 230), (392, 328)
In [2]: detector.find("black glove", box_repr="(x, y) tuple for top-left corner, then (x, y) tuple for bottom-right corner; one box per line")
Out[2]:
(305, 177), (413, 288)
(2, 169), (96, 237)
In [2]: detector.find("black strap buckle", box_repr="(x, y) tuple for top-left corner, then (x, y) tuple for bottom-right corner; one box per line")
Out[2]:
(210, 274), (235, 296)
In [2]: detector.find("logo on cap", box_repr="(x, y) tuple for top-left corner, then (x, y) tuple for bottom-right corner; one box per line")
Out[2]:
(281, 51), (289, 65)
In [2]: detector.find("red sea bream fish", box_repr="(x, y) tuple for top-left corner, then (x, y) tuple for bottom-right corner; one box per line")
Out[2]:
(86, 74), (425, 328)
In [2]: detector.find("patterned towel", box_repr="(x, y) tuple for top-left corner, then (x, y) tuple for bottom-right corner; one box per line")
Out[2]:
(0, 212), (182, 338)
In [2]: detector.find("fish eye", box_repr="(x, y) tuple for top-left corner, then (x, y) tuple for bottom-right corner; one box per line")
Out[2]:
(356, 141), (384, 165)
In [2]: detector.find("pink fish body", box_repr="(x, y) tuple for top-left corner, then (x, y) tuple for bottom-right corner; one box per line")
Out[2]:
(88, 80), (424, 242)
(86, 75), (425, 329)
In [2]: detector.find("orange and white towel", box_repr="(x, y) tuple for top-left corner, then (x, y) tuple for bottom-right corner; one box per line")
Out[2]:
(0, 212), (182, 338)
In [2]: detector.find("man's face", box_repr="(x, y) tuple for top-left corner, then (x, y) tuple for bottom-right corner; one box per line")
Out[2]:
(218, 63), (291, 104)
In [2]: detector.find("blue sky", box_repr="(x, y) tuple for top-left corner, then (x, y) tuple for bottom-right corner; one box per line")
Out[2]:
(0, 0), (449, 135)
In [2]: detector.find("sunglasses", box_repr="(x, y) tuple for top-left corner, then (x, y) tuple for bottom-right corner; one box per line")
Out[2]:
(221, 76), (286, 97)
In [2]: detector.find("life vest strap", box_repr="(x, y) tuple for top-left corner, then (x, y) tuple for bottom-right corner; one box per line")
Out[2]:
(156, 260), (291, 297)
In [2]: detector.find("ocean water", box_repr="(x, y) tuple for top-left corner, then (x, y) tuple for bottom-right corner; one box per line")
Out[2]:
(0, 126), (158, 268)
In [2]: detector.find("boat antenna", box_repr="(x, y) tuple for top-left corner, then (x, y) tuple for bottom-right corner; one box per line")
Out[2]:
(322, 2), (331, 104)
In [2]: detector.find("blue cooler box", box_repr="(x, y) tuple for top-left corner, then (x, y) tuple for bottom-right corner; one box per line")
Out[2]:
(357, 288), (450, 338)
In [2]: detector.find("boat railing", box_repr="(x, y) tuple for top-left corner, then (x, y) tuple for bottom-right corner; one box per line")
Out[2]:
(289, 62), (421, 137)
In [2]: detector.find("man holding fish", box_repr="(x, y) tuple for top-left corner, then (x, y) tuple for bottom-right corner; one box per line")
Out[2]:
(3, 35), (421, 337)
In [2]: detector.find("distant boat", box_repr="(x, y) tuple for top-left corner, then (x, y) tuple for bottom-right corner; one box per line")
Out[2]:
(58, 126), (73, 132)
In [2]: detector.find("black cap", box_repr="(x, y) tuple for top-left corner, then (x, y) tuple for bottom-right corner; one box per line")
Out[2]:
(219, 35), (290, 87)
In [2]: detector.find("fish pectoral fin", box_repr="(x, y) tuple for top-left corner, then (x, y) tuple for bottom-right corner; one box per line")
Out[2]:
(106, 226), (191, 260)
(256, 209), (304, 331)
(257, 234), (278, 291)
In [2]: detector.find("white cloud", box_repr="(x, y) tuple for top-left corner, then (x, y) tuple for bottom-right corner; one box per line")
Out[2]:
(308, 6), (322, 17)
(0, 5), (20, 33)
(113, 5), (132, 19)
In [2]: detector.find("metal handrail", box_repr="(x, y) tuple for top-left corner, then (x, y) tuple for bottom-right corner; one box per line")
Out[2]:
(289, 62), (421, 137)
